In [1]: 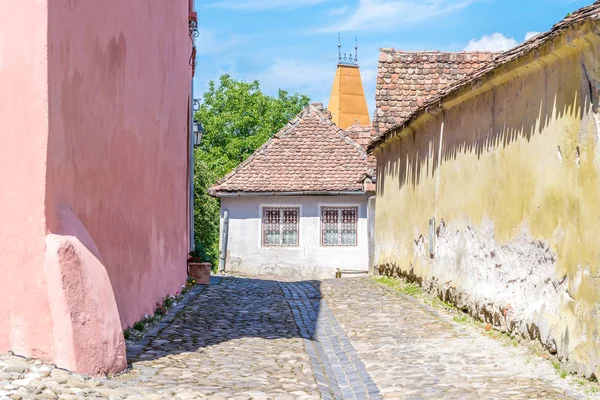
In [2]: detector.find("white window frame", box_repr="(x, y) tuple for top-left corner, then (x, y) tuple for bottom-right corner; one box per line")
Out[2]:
(259, 204), (302, 249)
(320, 205), (359, 247)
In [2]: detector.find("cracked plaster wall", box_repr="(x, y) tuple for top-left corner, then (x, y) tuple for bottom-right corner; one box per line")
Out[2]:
(373, 25), (600, 378)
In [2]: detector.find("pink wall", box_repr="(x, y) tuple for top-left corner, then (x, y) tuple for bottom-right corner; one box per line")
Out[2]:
(45, 0), (190, 328)
(0, 0), (55, 362)
(0, 0), (191, 374)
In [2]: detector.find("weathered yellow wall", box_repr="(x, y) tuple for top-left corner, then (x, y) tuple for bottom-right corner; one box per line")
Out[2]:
(373, 26), (600, 378)
(329, 65), (371, 129)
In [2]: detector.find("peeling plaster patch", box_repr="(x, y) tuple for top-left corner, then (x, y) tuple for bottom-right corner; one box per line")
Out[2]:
(582, 61), (600, 113)
(580, 62), (600, 189)
(572, 264), (591, 297)
(593, 113), (600, 143)
(413, 234), (427, 260)
(581, 61), (600, 113)
(377, 219), (567, 356)
(581, 60), (600, 140)
(436, 219), (563, 318)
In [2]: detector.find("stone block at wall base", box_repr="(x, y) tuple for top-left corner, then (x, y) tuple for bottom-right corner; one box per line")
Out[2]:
(43, 206), (126, 376)
(188, 263), (211, 285)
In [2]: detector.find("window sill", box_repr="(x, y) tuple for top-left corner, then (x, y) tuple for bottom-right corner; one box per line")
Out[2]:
(260, 246), (302, 250)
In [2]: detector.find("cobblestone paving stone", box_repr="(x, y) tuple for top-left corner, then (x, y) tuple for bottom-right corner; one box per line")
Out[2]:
(279, 282), (381, 400)
(319, 278), (588, 400)
(0, 276), (595, 399)
(0, 278), (320, 399)
(121, 277), (321, 399)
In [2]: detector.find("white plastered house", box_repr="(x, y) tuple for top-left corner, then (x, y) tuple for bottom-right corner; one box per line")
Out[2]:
(209, 103), (377, 280)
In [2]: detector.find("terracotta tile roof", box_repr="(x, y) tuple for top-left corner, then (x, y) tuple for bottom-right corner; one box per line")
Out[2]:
(209, 103), (375, 196)
(344, 123), (378, 171)
(344, 123), (378, 149)
(372, 50), (499, 132)
(368, 1), (600, 152)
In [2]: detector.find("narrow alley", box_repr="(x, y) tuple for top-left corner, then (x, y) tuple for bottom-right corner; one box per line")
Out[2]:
(0, 277), (588, 399)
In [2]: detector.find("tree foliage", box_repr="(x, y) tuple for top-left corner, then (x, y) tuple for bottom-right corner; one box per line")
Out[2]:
(193, 75), (310, 265)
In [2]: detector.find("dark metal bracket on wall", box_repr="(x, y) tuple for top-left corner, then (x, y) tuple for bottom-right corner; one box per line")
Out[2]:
(189, 11), (198, 73)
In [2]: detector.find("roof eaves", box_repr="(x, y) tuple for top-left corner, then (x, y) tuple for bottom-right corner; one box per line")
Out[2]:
(210, 190), (367, 198)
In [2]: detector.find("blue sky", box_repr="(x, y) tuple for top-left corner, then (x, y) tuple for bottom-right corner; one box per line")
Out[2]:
(194, 0), (591, 116)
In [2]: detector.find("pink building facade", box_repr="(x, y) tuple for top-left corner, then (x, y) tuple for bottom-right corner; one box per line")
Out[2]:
(0, 0), (193, 375)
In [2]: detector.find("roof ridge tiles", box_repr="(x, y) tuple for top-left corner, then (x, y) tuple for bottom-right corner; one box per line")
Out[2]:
(379, 49), (499, 54)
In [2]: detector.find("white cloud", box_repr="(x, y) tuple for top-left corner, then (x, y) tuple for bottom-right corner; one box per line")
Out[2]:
(317, 0), (475, 32)
(361, 68), (377, 85)
(327, 5), (350, 16)
(464, 31), (543, 52)
(524, 31), (540, 41)
(464, 33), (518, 52)
(196, 28), (250, 56)
(254, 58), (334, 94)
(209, 0), (331, 10)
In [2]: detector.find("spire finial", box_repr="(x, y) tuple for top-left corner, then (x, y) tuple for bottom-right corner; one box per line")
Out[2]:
(338, 34), (342, 64)
(337, 35), (358, 67)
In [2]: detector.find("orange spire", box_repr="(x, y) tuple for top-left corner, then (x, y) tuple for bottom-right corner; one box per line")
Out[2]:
(328, 36), (370, 129)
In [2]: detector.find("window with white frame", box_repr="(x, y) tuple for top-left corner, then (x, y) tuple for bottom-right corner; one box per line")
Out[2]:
(321, 207), (358, 247)
(262, 207), (300, 247)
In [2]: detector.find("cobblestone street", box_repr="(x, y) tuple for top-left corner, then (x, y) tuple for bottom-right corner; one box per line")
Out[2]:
(0, 277), (594, 399)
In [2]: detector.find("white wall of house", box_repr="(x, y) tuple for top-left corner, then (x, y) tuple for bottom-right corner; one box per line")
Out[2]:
(219, 195), (370, 280)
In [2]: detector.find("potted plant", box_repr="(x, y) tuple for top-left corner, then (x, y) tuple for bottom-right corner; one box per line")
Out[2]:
(187, 241), (211, 285)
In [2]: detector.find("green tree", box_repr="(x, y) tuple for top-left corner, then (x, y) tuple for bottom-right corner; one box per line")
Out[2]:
(193, 75), (310, 266)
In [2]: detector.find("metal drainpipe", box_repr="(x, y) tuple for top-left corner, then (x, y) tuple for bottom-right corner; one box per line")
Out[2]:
(188, 1), (197, 252)
(189, 81), (195, 252)
(219, 209), (229, 274)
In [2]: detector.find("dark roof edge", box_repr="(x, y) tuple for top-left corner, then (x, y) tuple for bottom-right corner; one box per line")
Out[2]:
(378, 49), (499, 55)
(208, 190), (368, 198)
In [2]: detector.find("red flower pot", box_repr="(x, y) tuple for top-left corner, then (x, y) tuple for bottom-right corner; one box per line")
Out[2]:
(188, 262), (211, 285)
